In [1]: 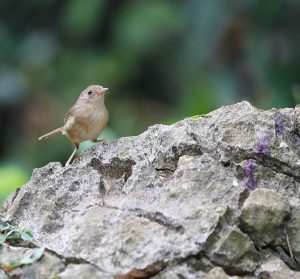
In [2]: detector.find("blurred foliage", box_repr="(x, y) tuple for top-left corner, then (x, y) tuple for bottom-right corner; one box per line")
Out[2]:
(0, 165), (27, 203)
(1, 0), (300, 201)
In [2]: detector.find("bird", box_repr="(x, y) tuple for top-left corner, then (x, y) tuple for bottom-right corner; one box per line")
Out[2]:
(38, 85), (109, 166)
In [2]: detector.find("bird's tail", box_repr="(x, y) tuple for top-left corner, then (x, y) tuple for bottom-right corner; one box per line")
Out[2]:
(38, 127), (64, 141)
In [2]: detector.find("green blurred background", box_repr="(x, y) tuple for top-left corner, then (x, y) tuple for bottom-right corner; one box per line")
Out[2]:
(1, 0), (300, 203)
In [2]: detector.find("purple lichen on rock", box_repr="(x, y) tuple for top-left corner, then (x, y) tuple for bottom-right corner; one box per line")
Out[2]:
(254, 133), (270, 156)
(275, 116), (286, 136)
(244, 161), (258, 191)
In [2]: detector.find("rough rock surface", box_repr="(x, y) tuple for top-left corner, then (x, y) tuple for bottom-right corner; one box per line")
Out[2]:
(2, 101), (300, 278)
(239, 188), (290, 245)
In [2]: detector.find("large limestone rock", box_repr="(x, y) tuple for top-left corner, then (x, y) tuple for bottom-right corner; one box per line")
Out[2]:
(2, 101), (300, 278)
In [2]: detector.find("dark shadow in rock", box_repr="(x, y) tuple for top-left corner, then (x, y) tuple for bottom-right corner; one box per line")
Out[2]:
(90, 157), (136, 181)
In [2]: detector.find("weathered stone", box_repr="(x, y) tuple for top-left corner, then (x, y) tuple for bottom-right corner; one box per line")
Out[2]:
(287, 208), (300, 263)
(239, 188), (290, 245)
(59, 264), (113, 279)
(204, 267), (239, 279)
(255, 257), (300, 279)
(0, 245), (64, 279)
(3, 154), (237, 275)
(152, 263), (207, 279)
(235, 159), (300, 198)
(3, 101), (300, 277)
(205, 226), (259, 274)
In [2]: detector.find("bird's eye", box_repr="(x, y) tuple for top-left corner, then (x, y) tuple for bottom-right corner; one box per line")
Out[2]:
(88, 90), (93, 96)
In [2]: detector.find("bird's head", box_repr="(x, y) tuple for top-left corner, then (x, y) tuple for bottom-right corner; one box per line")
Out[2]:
(79, 85), (109, 106)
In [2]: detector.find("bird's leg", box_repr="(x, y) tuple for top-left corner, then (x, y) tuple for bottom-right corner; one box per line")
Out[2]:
(65, 143), (79, 166)
(93, 139), (109, 146)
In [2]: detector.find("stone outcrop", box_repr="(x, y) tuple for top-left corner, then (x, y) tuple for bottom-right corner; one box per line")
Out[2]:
(2, 101), (300, 278)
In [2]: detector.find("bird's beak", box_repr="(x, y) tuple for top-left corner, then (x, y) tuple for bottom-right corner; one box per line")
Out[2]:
(103, 88), (109, 95)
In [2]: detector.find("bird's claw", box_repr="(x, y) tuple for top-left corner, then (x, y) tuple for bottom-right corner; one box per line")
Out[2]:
(102, 140), (109, 146)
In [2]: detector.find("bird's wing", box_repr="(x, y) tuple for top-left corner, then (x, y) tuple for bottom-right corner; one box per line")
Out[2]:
(64, 105), (75, 124)
(64, 103), (91, 124)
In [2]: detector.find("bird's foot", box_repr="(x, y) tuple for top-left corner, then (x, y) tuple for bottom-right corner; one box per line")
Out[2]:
(102, 140), (109, 146)
(93, 139), (109, 146)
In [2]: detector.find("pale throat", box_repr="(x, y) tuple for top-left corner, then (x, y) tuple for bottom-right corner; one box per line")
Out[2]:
(91, 97), (106, 117)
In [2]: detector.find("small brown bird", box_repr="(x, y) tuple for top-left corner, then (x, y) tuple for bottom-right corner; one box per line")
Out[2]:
(39, 85), (109, 165)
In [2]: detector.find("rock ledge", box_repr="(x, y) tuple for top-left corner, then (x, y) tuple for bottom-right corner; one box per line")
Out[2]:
(2, 101), (300, 278)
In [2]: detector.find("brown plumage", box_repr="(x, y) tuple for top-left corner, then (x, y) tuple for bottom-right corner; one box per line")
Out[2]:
(39, 85), (109, 165)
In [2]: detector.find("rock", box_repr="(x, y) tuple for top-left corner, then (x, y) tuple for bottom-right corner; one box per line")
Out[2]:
(59, 264), (113, 279)
(151, 263), (207, 279)
(153, 264), (249, 279)
(287, 208), (300, 263)
(0, 245), (64, 279)
(256, 257), (300, 279)
(239, 188), (290, 245)
(205, 226), (259, 274)
(3, 101), (300, 278)
(204, 267), (240, 279)
(236, 160), (300, 198)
